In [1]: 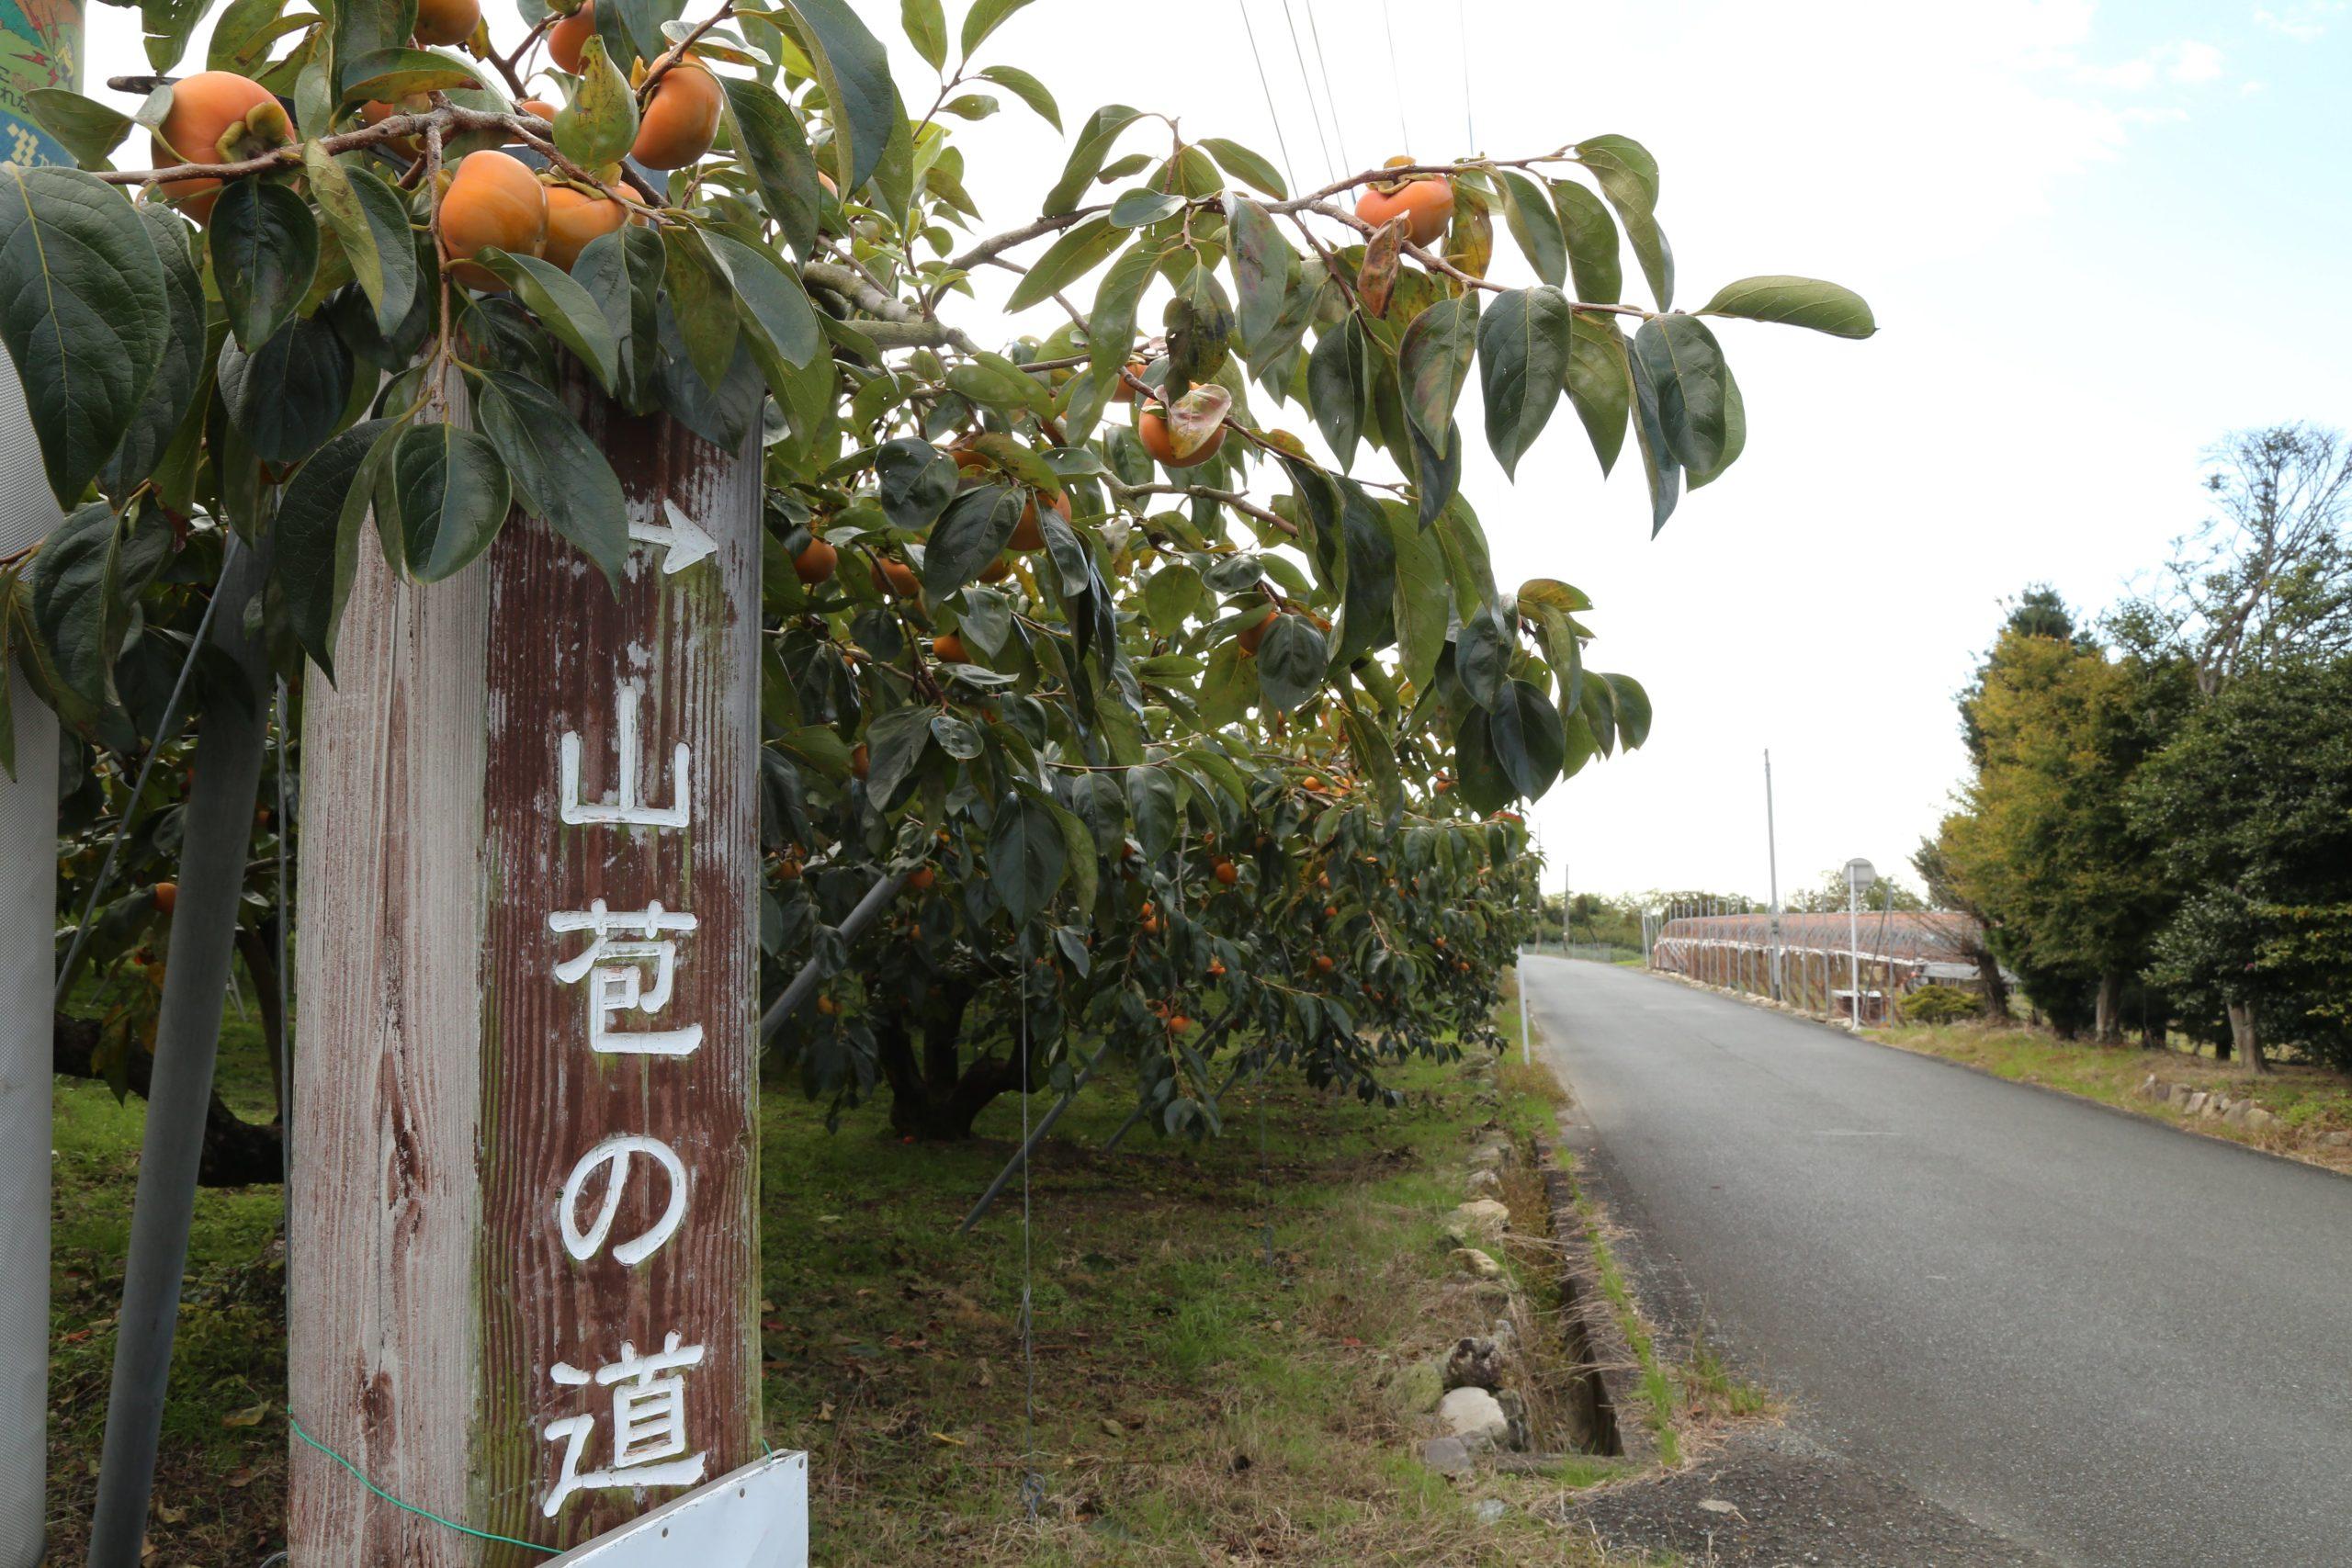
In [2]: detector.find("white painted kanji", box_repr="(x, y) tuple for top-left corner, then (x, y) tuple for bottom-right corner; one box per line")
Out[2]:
(560, 683), (691, 828)
(558, 1135), (688, 1267)
(548, 899), (705, 1056)
(541, 1333), (710, 1517)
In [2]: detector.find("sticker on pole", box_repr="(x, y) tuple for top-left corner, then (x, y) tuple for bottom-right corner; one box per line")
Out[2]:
(543, 1450), (807, 1566)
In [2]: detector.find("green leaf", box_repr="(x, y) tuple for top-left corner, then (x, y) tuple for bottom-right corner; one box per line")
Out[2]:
(1550, 179), (1621, 306)
(303, 144), (384, 307)
(1573, 135), (1672, 309)
(559, 35), (639, 168)
(989, 788), (1066, 927)
(1306, 317), (1367, 468)
(27, 502), (121, 712)
(468, 249), (620, 393)
(209, 178), (319, 351)
(1108, 188), (1184, 228)
(209, 0), (310, 75)
(1385, 500), (1446, 696)
(329, 0), (420, 95)
(1043, 104), (1141, 215)
(1143, 561), (1202, 635)
(574, 224), (664, 403)
(1562, 310), (1629, 478)
(778, 0), (896, 195)
(720, 77), (823, 257)
(338, 46), (481, 105)
(220, 315), (353, 465)
(1126, 764), (1178, 858)
(1487, 678), (1566, 799)
(1625, 344), (1680, 536)
(660, 228), (741, 392)
(977, 64), (1060, 130)
(704, 232), (822, 385)
(1162, 265), (1232, 388)
(1065, 239), (1154, 434)
(0, 166), (171, 505)
(1228, 197), (1296, 355)
(900, 0), (946, 67)
(1476, 285), (1572, 479)
(945, 352), (1053, 417)
(1198, 636), (1257, 727)
(1255, 613), (1325, 712)
(475, 370), (628, 590)
(1495, 170), (1565, 288)
(1455, 598), (1510, 709)
(141, 0), (212, 72)
(1700, 275), (1877, 338)
(1600, 671), (1652, 749)
(875, 435), (956, 530)
(1630, 314), (1733, 476)
(959, 0), (1035, 59)
(923, 485), (1022, 597)
(1397, 291), (1477, 451)
(1042, 791), (1098, 920)
(276, 417), (397, 679)
(25, 90), (137, 170)
(1004, 215), (1120, 310)
(1199, 137), (1286, 198)
(862, 705), (933, 805)
(393, 421), (512, 581)
(1686, 357), (1746, 491)
(101, 205), (207, 499)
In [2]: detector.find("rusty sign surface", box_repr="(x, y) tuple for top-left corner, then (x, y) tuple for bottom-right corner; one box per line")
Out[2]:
(475, 396), (763, 1549)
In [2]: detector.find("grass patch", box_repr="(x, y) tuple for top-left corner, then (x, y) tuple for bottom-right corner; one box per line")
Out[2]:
(1865, 1021), (2352, 1169)
(46, 1012), (1635, 1563)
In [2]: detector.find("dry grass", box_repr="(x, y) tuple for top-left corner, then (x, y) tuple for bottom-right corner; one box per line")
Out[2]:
(1867, 1021), (2352, 1172)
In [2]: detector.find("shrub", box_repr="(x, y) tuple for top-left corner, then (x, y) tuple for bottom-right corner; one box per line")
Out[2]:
(1901, 984), (1983, 1025)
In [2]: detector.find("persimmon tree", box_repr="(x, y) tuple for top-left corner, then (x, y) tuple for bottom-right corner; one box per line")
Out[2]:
(0, 0), (1872, 1139)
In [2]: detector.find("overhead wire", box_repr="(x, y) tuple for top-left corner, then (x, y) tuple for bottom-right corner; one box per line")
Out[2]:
(1301, 0), (1352, 172)
(1382, 0), (1413, 154)
(1455, 0), (1476, 152)
(1235, 0), (1303, 197)
(1276, 0), (1339, 184)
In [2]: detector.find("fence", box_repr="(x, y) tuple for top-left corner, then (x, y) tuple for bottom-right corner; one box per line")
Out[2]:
(1648, 911), (1989, 1025)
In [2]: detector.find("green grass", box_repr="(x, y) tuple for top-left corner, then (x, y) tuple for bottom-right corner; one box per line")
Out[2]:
(47, 1012), (1635, 1564)
(1864, 1021), (2352, 1168)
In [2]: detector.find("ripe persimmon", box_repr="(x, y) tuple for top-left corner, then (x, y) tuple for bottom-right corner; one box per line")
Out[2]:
(1237, 608), (1276, 655)
(1314, 954), (1336, 974)
(1355, 157), (1454, 247)
(1213, 859), (1238, 886)
(632, 56), (722, 169)
(439, 150), (548, 289)
(793, 537), (838, 585)
(1007, 489), (1069, 551)
(153, 72), (287, 222)
(548, 2), (596, 73)
(1136, 404), (1224, 469)
(153, 881), (178, 915)
(776, 855), (802, 881)
(413, 0), (480, 46)
(874, 558), (921, 598)
(816, 993), (838, 1016)
(541, 175), (639, 270)
(931, 633), (967, 663)
(978, 556), (1013, 584)
(1169, 1014), (1193, 1033)
(359, 93), (432, 157)
(851, 743), (870, 778)
(516, 98), (558, 120)
(909, 865), (937, 891)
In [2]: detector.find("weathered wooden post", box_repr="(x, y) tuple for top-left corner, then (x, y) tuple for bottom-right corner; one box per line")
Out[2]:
(288, 393), (763, 1562)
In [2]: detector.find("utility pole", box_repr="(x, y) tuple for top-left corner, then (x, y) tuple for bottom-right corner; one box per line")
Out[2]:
(0, 364), (64, 1568)
(1764, 750), (1782, 1003)
(1843, 857), (1876, 1030)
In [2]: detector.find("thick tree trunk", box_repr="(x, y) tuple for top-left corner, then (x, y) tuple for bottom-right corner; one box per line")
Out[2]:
(2228, 1001), (2267, 1072)
(876, 977), (1023, 1139)
(54, 1014), (282, 1188)
(2095, 971), (2124, 1044)
(1973, 946), (2010, 1021)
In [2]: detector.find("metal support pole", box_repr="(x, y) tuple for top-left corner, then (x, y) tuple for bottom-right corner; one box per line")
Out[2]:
(1518, 953), (1532, 1065)
(759, 869), (912, 1045)
(957, 1041), (1112, 1235)
(1849, 883), (1862, 1031)
(1765, 750), (1782, 1002)
(87, 540), (273, 1568)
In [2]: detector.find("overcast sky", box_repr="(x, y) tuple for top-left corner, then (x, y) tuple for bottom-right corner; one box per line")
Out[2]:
(87, 0), (2352, 903)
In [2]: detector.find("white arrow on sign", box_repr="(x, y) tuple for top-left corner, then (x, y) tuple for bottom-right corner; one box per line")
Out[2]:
(628, 501), (719, 575)
(543, 1450), (806, 1566)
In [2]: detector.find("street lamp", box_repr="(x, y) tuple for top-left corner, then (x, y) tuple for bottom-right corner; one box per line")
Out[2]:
(1842, 857), (1876, 1029)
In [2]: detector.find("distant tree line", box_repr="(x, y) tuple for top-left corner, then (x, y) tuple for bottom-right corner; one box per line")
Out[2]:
(1921, 424), (2352, 1071)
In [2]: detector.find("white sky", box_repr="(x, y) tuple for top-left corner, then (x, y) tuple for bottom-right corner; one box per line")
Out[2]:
(86, 0), (2352, 903)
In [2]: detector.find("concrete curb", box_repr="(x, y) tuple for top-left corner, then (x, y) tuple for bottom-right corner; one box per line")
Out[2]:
(1532, 1134), (1657, 1465)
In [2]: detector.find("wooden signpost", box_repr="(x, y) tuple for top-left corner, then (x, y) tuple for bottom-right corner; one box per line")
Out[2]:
(289, 393), (766, 1562)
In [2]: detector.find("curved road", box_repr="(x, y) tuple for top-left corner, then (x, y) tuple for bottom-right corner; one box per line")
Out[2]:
(1522, 956), (2352, 1568)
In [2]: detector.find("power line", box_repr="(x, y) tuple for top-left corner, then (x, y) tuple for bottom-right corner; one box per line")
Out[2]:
(1235, 0), (1302, 197)
(1455, 0), (1476, 152)
(1302, 0), (1352, 173)
(1382, 0), (1413, 154)
(1277, 0), (1338, 184)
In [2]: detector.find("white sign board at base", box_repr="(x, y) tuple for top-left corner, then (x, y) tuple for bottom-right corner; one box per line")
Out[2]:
(544, 1450), (807, 1566)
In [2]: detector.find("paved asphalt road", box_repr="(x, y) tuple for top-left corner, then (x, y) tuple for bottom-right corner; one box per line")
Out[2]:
(1522, 957), (2352, 1568)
